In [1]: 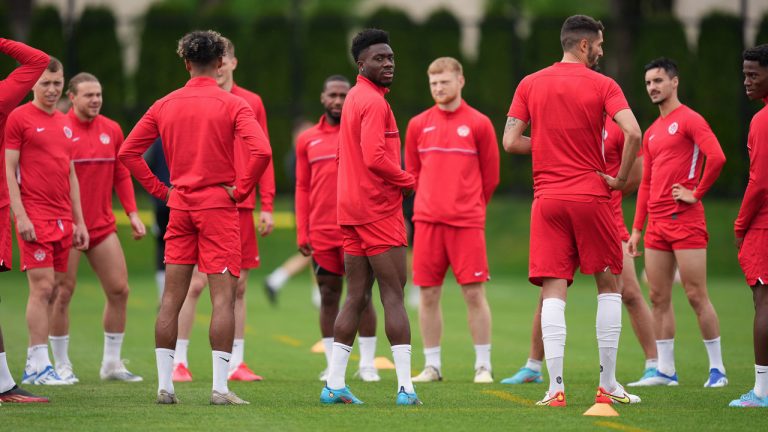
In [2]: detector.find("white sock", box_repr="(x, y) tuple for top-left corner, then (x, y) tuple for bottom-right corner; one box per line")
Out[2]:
(645, 358), (658, 370)
(155, 270), (165, 300)
(755, 364), (768, 398)
(424, 346), (441, 371)
(212, 351), (230, 394)
(596, 293), (622, 391)
(525, 358), (543, 373)
(322, 337), (334, 368)
(27, 344), (51, 372)
(231, 339), (245, 370)
(541, 298), (566, 394)
(174, 339), (189, 366)
(103, 332), (124, 365)
(267, 268), (289, 290)
(155, 348), (175, 394)
(327, 342), (352, 389)
(703, 337), (725, 373)
(656, 339), (676, 376)
(392, 344), (414, 393)
(0, 352), (16, 393)
(474, 344), (491, 370)
(49, 335), (70, 367)
(358, 336), (376, 369)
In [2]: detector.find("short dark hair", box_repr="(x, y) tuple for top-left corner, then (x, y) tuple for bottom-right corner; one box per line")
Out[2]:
(560, 15), (604, 51)
(644, 57), (679, 78)
(67, 72), (99, 95)
(47, 56), (63, 73)
(176, 30), (225, 66)
(351, 28), (389, 62)
(323, 74), (349, 90)
(744, 44), (768, 66)
(221, 36), (235, 57)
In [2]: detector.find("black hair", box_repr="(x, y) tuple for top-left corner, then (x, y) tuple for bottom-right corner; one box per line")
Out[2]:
(351, 28), (390, 62)
(744, 44), (768, 66)
(323, 74), (350, 90)
(176, 30), (225, 66)
(644, 57), (679, 78)
(560, 15), (604, 51)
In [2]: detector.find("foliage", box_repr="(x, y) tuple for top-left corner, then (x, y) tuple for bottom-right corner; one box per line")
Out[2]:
(27, 5), (65, 63)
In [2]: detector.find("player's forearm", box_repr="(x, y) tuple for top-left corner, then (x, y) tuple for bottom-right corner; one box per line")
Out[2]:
(363, 148), (415, 188)
(69, 168), (85, 225)
(114, 171), (138, 214)
(234, 155), (271, 203)
(616, 133), (641, 183)
(734, 179), (766, 236)
(119, 154), (169, 201)
(622, 157), (643, 196)
(257, 160), (275, 212)
(632, 183), (650, 231)
(693, 147), (726, 200)
(6, 175), (27, 220)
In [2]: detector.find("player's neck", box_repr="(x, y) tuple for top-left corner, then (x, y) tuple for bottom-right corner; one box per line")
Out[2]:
(220, 80), (234, 92)
(324, 114), (340, 127)
(189, 68), (217, 80)
(31, 99), (56, 115)
(73, 109), (95, 123)
(560, 51), (586, 65)
(658, 97), (681, 118)
(437, 97), (462, 112)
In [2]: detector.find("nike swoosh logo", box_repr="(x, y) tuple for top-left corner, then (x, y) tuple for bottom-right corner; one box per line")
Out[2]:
(36, 127), (45, 132)
(758, 371), (766, 374)
(309, 139), (323, 147)
(219, 357), (230, 363)
(607, 393), (631, 404)
(73, 137), (80, 142)
(474, 271), (483, 277)
(423, 126), (436, 133)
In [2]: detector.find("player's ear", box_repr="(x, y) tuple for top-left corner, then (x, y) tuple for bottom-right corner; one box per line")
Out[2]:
(457, 73), (465, 89)
(231, 56), (238, 71)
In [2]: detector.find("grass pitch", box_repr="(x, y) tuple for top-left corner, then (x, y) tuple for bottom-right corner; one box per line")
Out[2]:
(0, 198), (763, 431)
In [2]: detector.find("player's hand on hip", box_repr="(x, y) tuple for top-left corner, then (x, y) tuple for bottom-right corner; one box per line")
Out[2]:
(597, 171), (626, 190)
(73, 222), (89, 251)
(221, 184), (236, 201)
(298, 243), (313, 257)
(627, 229), (642, 257)
(259, 211), (274, 236)
(402, 188), (414, 198)
(671, 183), (697, 204)
(17, 216), (36, 242)
(128, 211), (147, 240)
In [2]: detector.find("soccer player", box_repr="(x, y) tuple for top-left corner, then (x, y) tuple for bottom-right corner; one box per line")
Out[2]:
(5, 56), (89, 386)
(502, 118), (659, 386)
(730, 43), (768, 408)
(296, 75), (380, 382)
(320, 29), (421, 406)
(118, 30), (271, 405)
(503, 15), (642, 407)
(628, 57), (727, 387)
(47, 72), (146, 384)
(0, 37), (50, 403)
(171, 37), (274, 383)
(405, 57), (499, 384)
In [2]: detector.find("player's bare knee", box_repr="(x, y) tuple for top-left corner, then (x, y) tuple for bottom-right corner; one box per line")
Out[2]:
(686, 292), (711, 313)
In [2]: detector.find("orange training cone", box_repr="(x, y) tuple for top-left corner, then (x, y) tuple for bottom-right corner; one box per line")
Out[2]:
(374, 356), (396, 369)
(311, 340), (325, 353)
(583, 403), (619, 417)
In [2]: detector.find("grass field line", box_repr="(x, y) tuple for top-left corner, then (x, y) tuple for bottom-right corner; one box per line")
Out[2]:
(114, 210), (295, 229)
(594, 420), (651, 432)
(273, 334), (303, 347)
(480, 389), (534, 405)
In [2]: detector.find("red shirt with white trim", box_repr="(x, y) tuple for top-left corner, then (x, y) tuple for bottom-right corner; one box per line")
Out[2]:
(0, 38), (49, 209)
(295, 115), (341, 246)
(4, 102), (74, 220)
(68, 110), (137, 234)
(632, 104), (725, 230)
(507, 62), (630, 200)
(119, 76), (272, 210)
(735, 100), (768, 237)
(405, 100), (499, 228)
(231, 83), (275, 212)
(337, 75), (414, 225)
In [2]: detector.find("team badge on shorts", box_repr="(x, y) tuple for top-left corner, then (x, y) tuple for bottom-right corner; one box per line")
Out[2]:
(34, 249), (46, 262)
(99, 133), (111, 144)
(668, 122), (678, 135)
(457, 125), (470, 137)
(63, 126), (73, 139)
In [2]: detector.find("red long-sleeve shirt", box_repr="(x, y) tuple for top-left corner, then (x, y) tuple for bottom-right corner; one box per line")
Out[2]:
(0, 38), (49, 209)
(68, 110), (137, 234)
(295, 115), (341, 246)
(337, 75), (414, 225)
(633, 104), (725, 230)
(405, 100), (499, 228)
(118, 76), (271, 210)
(231, 83), (275, 212)
(735, 100), (768, 237)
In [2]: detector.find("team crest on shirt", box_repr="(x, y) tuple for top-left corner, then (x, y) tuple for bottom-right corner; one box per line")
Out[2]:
(33, 249), (46, 262)
(457, 125), (470, 137)
(63, 126), (73, 139)
(668, 122), (679, 135)
(99, 133), (110, 145)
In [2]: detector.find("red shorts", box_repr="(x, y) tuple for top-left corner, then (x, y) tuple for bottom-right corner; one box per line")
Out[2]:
(0, 205), (11, 271)
(412, 222), (489, 286)
(88, 224), (117, 250)
(164, 207), (241, 277)
(238, 209), (260, 269)
(644, 219), (708, 252)
(738, 228), (768, 286)
(610, 193), (630, 242)
(311, 229), (344, 275)
(529, 197), (622, 287)
(341, 211), (407, 257)
(17, 218), (73, 273)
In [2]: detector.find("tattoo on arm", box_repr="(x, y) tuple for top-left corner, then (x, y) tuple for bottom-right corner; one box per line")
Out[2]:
(504, 117), (519, 134)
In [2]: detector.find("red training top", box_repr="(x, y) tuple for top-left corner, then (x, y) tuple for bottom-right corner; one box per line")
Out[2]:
(4, 102), (74, 220)
(231, 83), (275, 212)
(337, 75), (414, 225)
(0, 38), (49, 209)
(405, 100), (499, 228)
(508, 62), (630, 200)
(295, 114), (341, 246)
(119, 76), (272, 210)
(735, 100), (768, 237)
(68, 110), (137, 234)
(632, 104), (725, 230)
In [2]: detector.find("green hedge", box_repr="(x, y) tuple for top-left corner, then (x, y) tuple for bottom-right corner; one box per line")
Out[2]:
(28, 6), (65, 64)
